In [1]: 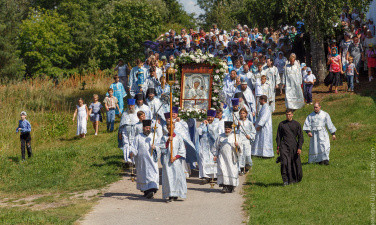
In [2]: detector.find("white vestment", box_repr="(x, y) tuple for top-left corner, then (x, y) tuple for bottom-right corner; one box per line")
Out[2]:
(303, 110), (337, 163)
(131, 133), (161, 191)
(214, 133), (241, 187)
(119, 111), (139, 163)
(236, 86), (256, 114)
(262, 66), (280, 112)
(146, 97), (163, 119)
(282, 63), (305, 109)
(223, 75), (237, 105)
(197, 122), (219, 178)
(252, 104), (274, 157)
(160, 134), (187, 199)
(135, 104), (152, 120)
(238, 119), (256, 168)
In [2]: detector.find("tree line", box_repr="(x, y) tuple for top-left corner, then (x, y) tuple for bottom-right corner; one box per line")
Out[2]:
(0, 0), (196, 81)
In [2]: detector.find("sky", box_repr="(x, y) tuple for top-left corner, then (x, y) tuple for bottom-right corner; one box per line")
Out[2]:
(177, 0), (204, 16)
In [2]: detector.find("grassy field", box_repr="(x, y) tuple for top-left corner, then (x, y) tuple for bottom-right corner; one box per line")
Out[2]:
(244, 91), (376, 224)
(0, 73), (126, 224)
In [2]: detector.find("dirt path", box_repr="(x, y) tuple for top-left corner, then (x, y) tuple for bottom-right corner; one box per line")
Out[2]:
(79, 169), (247, 225)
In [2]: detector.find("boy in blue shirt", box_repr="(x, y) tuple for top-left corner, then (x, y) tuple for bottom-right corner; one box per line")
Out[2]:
(16, 111), (32, 160)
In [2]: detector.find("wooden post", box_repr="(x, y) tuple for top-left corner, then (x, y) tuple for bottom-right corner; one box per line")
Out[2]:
(232, 114), (238, 154)
(169, 88), (173, 162)
(151, 115), (158, 156)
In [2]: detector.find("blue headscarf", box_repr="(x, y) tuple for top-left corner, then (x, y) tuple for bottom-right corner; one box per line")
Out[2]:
(331, 47), (338, 57)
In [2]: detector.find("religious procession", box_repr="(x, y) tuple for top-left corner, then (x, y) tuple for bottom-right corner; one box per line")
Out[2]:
(6, 0), (376, 223)
(70, 20), (352, 203)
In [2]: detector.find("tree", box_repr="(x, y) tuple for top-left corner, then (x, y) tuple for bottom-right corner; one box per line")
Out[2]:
(0, 0), (27, 81)
(98, 0), (164, 67)
(197, 0), (245, 30)
(162, 0), (196, 29)
(19, 8), (77, 78)
(279, 0), (372, 82)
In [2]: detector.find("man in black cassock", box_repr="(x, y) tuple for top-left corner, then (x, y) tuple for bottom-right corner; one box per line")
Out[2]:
(276, 109), (304, 186)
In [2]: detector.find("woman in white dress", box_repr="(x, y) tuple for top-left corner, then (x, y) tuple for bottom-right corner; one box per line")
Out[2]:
(73, 98), (89, 138)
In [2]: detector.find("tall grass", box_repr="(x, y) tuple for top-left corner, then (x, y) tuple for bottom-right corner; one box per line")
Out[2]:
(0, 71), (114, 156)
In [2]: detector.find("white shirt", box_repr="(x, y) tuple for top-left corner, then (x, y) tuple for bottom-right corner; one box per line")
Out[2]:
(304, 73), (316, 83)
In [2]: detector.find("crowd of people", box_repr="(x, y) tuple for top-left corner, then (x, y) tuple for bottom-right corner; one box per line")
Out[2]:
(19, 10), (376, 200)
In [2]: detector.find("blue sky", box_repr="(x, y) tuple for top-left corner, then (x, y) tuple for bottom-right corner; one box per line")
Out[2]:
(177, 0), (204, 16)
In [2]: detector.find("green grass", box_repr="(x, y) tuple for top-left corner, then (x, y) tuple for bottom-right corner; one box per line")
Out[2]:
(0, 133), (123, 196)
(245, 93), (375, 224)
(0, 76), (124, 224)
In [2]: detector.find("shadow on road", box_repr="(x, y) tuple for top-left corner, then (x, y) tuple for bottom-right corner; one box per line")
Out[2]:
(101, 192), (166, 202)
(244, 182), (283, 187)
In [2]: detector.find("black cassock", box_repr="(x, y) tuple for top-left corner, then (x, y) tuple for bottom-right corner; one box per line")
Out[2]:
(276, 120), (304, 184)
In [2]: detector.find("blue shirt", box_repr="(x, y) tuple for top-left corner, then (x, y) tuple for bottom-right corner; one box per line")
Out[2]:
(16, 119), (31, 133)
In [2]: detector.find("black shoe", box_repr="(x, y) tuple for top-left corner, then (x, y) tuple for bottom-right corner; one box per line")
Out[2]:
(166, 197), (173, 203)
(145, 191), (154, 199)
(221, 187), (227, 193)
(323, 160), (329, 165)
(173, 197), (178, 201)
(245, 164), (251, 172)
(283, 182), (289, 186)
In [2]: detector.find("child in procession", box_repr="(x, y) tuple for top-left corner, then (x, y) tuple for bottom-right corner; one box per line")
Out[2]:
(237, 108), (256, 175)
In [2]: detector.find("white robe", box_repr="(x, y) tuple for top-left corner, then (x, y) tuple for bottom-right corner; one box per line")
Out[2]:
(131, 133), (160, 191)
(237, 119), (256, 168)
(303, 110), (337, 163)
(252, 104), (274, 157)
(249, 70), (262, 94)
(222, 75), (237, 105)
(146, 97), (163, 120)
(262, 66), (280, 112)
(135, 104), (152, 120)
(236, 86), (256, 114)
(197, 122), (218, 179)
(257, 82), (272, 115)
(119, 111), (139, 163)
(216, 118), (225, 135)
(160, 134), (187, 199)
(214, 133), (241, 187)
(282, 63), (305, 109)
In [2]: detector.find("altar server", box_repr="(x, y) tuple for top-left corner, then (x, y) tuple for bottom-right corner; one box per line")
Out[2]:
(252, 95), (274, 158)
(303, 102), (337, 165)
(135, 93), (152, 120)
(160, 120), (187, 202)
(130, 120), (161, 199)
(214, 121), (241, 193)
(237, 108), (256, 174)
(282, 53), (305, 109)
(119, 99), (139, 164)
(197, 110), (218, 181)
